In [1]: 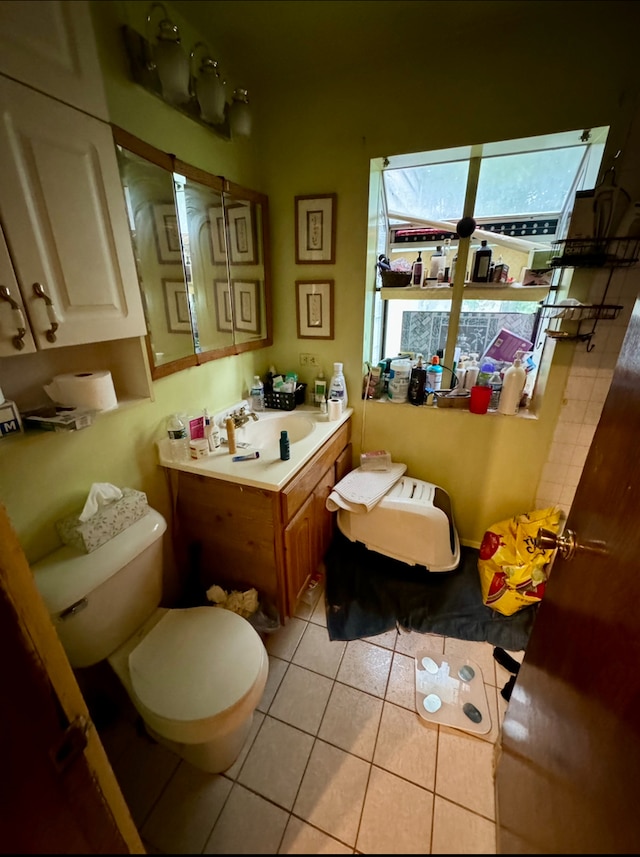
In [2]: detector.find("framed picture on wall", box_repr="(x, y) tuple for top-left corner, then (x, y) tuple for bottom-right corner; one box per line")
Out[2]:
(208, 207), (227, 264)
(214, 280), (233, 332)
(295, 194), (337, 264)
(163, 279), (191, 333)
(296, 279), (334, 339)
(232, 279), (261, 334)
(153, 204), (182, 263)
(227, 201), (257, 264)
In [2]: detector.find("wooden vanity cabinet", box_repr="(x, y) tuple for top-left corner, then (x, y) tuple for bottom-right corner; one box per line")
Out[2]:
(175, 419), (352, 621)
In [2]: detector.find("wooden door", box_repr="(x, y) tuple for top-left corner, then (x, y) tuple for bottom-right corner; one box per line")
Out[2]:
(0, 501), (144, 853)
(496, 297), (640, 853)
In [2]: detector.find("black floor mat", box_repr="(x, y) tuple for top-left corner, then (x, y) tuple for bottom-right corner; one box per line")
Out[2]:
(324, 530), (536, 652)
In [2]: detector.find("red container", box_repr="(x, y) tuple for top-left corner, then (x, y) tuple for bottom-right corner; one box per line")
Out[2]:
(470, 385), (491, 414)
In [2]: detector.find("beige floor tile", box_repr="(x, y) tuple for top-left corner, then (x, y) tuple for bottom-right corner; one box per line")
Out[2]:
(395, 630), (445, 658)
(141, 762), (232, 854)
(279, 816), (353, 854)
(431, 795), (497, 854)
(292, 622), (346, 678)
(266, 616), (308, 660)
(203, 783), (289, 854)
(109, 731), (181, 827)
(373, 702), (438, 790)
(269, 664), (333, 734)
(225, 710), (264, 779)
(336, 639), (393, 697)
(258, 655), (289, 713)
(294, 578), (325, 620)
(435, 728), (496, 820)
(356, 765), (434, 854)
(318, 682), (383, 760)
(444, 638), (497, 686)
(310, 592), (327, 626)
(237, 716), (314, 810)
(293, 739), (370, 847)
(386, 652), (416, 711)
(362, 627), (398, 650)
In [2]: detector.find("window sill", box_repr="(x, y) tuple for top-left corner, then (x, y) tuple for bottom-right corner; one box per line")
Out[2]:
(364, 398), (538, 419)
(379, 284), (551, 301)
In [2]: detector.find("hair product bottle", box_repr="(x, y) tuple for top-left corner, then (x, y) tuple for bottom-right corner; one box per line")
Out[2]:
(472, 240), (492, 282)
(498, 352), (527, 415)
(411, 251), (424, 286)
(279, 430), (290, 460)
(408, 354), (427, 405)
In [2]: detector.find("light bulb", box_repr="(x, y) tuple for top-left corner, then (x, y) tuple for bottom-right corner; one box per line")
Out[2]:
(154, 19), (190, 106)
(229, 88), (251, 138)
(196, 58), (226, 125)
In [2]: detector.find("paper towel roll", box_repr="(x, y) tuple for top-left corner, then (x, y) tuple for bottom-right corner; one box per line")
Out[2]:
(44, 371), (118, 411)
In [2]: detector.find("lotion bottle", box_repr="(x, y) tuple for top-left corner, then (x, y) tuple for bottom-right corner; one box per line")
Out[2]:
(411, 251), (424, 286)
(498, 352), (527, 415)
(463, 354), (479, 391)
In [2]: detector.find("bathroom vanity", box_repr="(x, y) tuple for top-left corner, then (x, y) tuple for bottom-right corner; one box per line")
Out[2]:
(158, 407), (353, 620)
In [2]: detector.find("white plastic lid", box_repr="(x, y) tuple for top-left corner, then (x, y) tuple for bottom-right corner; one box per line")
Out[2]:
(129, 606), (265, 721)
(334, 362), (342, 371)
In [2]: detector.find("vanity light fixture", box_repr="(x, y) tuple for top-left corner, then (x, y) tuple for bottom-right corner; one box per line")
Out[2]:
(190, 41), (226, 126)
(146, 2), (191, 106)
(229, 88), (251, 138)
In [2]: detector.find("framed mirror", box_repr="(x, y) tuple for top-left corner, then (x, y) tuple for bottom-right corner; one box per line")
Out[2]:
(112, 127), (272, 379)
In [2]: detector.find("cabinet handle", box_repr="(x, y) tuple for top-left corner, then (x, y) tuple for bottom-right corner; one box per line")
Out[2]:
(0, 285), (28, 350)
(33, 282), (59, 342)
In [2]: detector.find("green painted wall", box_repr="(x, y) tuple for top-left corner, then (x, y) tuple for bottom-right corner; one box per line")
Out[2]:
(1, 1), (639, 591)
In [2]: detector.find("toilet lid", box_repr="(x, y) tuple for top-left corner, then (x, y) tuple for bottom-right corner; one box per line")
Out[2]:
(128, 607), (265, 722)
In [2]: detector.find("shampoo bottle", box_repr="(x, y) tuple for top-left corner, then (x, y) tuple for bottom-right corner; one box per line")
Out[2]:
(279, 430), (290, 461)
(328, 362), (348, 407)
(411, 251), (424, 286)
(498, 352), (527, 415)
(225, 417), (237, 454)
(426, 355), (443, 392)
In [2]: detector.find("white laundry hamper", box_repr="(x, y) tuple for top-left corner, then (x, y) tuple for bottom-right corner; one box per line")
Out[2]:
(336, 476), (460, 572)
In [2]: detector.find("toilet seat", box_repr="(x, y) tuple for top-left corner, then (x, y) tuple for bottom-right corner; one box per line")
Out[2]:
(128, 606), (266, 722)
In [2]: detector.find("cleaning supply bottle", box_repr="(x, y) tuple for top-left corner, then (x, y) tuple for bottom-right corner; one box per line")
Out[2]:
(279, 430), (290, 461)
(328, 362), (348, 407)
(471, 239), (492, 282)
(408, 354), (427, 406)
(166, 414), (190, 462)
(411, 251), (424, 286)
(250, 375), (265, 411)
(426, 355), (443, 392)
(463, 353), (479, 391)
(313, 370), (327, 406)
(498, 352), (527, 415)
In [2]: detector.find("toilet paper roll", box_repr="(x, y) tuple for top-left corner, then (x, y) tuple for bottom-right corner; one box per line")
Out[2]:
(328, 399), (342, 421)
(44, 371), (118, 411)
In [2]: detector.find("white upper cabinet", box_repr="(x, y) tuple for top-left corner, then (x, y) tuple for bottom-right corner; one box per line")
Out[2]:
(0, 0), (109, 120)
(0, 75), (146, 355)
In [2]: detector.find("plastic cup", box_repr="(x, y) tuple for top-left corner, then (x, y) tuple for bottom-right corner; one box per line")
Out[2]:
(469, 385), (492, 414)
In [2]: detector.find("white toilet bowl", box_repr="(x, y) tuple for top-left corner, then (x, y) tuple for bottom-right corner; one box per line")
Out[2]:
(32, 507), (269, 773)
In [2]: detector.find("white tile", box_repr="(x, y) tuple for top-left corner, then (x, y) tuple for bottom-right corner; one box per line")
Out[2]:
(318, 682), (383, 760)
(336, 639), (393, 697)
(591, 376), (612, 404)
(431, 796), (497, 854)
(203, 783), (289, 854)
(541, 461), (568, 486)
(386, 652), (416, 710)
(356, 765), (434, 854)
(237, 716), (314, 810)
(565, 464), (584, 488)
(577, 423), (597, 445)
(536, 481), (561, 504)
(570, 444), (590, 468)
(584, 401), (605, 425)
(559, 483), (577, 506)
(564, 374), (594, 401)
(435, 729), (496, 820)
(362, 627), (398, 649)
(142, 763), (232, 854)
(292, 621), (346, 678)
(279, 816), (352, 854)
(373, 702), (438, 790)
(547, 441), (574, 464)
(293, 739), (370, 847)
(266, 616), (308, 660)
(257, 655), (289, 713)
(269, 663), (333, 734)
(395, 629), (445, 658)
(558, 398), (587, 423)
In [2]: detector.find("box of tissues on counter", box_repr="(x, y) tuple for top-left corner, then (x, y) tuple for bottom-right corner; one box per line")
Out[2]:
(56, 483), (148, 553)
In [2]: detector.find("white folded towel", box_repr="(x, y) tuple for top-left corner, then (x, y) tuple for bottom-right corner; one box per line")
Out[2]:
(326, 463), (407, 514)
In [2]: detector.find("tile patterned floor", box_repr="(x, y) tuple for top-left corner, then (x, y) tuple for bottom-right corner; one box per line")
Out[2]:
(97, 578), (524, 854)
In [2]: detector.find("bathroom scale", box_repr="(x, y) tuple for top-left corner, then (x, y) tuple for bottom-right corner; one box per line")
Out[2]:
(415, 649), (491, 735)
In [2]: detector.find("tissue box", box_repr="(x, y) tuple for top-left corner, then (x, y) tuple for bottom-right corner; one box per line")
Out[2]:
(56, 488), (148, 553)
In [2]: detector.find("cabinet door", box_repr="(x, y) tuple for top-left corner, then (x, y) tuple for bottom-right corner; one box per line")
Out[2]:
(0, 224), (36, 355)
(284, 493), (316, 615)
(314, 464), (337, 563)
(0, 0), (108, 120)
(0, 76), (146, 350)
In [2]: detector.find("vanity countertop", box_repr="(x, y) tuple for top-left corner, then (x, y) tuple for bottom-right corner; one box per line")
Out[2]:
(157, 405), (353, 491)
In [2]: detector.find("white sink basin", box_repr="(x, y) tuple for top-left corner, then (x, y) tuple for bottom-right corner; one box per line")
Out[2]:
(237, 412), (315, 449)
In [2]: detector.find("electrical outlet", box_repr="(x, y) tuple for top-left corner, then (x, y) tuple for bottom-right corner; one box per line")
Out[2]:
(299, 353), (310, 366)
(308, 354), (320, 366)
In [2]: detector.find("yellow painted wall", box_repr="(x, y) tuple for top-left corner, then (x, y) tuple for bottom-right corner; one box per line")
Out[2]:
(1, 1), (639, 593)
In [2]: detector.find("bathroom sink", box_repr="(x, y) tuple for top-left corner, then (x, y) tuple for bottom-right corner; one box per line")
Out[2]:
(236, 412), (315, 449)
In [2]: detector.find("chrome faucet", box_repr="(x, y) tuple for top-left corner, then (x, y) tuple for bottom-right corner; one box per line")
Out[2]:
(230, 406), (259, 428)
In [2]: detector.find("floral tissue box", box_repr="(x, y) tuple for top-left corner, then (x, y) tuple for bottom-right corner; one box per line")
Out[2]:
(56, 488), (148, 553)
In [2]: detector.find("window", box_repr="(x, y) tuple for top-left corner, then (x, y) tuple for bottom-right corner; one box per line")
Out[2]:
(369, 127), (609, 401)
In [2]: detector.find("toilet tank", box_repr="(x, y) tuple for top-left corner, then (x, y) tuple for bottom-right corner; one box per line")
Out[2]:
(32, 508), (167, 668)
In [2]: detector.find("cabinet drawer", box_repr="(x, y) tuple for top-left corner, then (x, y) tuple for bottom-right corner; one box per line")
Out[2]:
(280, 420), (351, 522)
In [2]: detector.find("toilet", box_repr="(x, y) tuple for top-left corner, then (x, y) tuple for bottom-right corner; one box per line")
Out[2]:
(31, 507), (268, 774)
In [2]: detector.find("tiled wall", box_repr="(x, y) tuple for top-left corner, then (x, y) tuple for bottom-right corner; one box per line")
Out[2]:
(535, 265), (639, 518)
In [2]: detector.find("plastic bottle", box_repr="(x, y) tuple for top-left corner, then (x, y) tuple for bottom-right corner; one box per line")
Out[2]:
(472, 239), (492, 282)
(204, 409), (220, 451)
(314, 370), (327, 405)
(477, 358), (495, 387)
(279, 430), (290, 461)
(328, 362), (348, 407)
(426, 355), (443, 392)
(411, 251), (424, 286)
(429, 246), (444, 279)
(488, 370), (503, 410)
(463, 353), (479, 391)
(450, 252), (458, 284)
(455, 356), (467, 391)
(498, 352), (527, 415)
(250, 375), (265, 411)
(387, 357), (411, 402)
(408, 354), (427, 406)
(225, 417), (237, 454)
(166, 414), (190, 462)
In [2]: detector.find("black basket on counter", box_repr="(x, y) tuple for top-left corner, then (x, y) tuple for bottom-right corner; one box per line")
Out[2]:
(264, 383), (307, 411)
